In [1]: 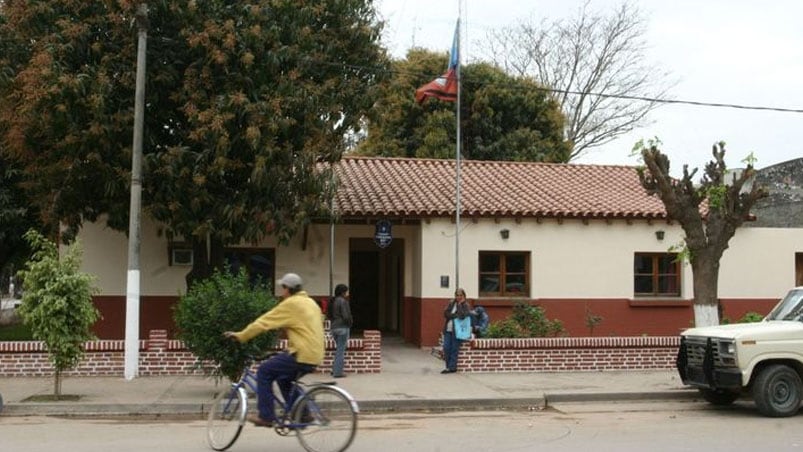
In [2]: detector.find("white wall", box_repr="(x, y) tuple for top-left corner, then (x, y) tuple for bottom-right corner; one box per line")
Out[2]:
(78, 216), (803, 301)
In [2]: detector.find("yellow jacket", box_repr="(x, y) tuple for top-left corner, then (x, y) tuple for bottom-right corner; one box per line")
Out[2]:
(231, 291), (325, 366)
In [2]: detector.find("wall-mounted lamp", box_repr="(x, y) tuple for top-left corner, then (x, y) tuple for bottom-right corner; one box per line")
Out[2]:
(500, 228), (510, 240)
(655, 230), (665, 241)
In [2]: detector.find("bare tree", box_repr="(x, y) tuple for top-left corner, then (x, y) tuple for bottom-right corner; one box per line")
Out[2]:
(481, 1), (674, 160)
(638, 141), (767, 327)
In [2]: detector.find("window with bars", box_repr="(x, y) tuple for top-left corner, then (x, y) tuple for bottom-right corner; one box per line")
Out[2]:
(478, 251), (530, 297)
(633, 252), (680, 297)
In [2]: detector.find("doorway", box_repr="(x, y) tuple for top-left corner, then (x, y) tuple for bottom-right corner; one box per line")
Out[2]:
(796, 253), (803, 287)
(348, 238), (404, 334)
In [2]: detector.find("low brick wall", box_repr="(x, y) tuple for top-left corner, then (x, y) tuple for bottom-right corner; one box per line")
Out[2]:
(436, 336), (680, 372)
(1, 331), (680, 376)
(0, 329), (382, 377)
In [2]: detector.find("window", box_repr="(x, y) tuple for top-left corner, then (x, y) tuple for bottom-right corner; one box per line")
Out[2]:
(168, 242), (193, 266)
(634, 253), (680, 297)
(224, 248), (275, 288)
(479, 251), (530, 297)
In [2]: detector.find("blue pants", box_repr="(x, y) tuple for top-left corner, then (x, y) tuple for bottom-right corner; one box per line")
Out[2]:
(442, 331), (462, 371)
(331, 327), (350, 377)
(256, 352), (315, 421)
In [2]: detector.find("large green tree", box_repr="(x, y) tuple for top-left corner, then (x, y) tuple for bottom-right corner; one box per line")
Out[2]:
(0, 1), (388, 285)
(0, 156), (38, 285)
(355, 48), (570, 162)
(638, 141), (768, 327)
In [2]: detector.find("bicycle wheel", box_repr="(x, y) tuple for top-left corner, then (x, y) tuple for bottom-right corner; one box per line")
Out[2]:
(292, 386), (358, 452)
(207, 385), (247, 451)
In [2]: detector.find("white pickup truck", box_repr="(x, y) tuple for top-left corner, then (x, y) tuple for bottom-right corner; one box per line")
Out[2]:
(677, 287), (803, 417)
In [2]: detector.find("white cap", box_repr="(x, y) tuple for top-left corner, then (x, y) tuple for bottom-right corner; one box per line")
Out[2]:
(278, 273), (303, 289)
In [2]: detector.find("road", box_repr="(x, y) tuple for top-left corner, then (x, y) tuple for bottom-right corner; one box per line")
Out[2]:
(2, 400), (803, 451)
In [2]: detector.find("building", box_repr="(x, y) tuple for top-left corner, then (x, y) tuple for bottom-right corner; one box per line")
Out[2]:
(77, 156), (803, 346)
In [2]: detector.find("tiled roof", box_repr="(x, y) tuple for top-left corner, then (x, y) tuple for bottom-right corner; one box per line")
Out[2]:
(333, 156), (668, 220)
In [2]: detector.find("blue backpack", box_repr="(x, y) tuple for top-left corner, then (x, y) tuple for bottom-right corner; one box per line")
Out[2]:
(472, 306), (490, 337)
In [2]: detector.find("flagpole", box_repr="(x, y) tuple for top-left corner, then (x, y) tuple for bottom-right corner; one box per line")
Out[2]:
(454, 17), (461, 291)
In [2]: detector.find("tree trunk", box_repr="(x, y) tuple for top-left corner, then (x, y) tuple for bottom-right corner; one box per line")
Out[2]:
(54, 368), (61, 399)
(691, 252), (721, 327)
(185, 236), (227, 290)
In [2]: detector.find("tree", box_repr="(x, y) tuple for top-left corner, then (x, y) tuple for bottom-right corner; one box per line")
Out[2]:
(17, 229), (100, 398)
(0, 1), (388, 286)
(638, 141), (768, 326)
(481, 1), (674, 160)
(355, 48), (571, 162)
(0, 157), (38, 289)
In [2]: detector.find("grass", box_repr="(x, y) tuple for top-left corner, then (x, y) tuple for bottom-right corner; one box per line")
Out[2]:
(0, 322), (34, 341)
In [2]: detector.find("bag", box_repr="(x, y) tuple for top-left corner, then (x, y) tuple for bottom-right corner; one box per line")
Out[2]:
(453, 316), (472, 340)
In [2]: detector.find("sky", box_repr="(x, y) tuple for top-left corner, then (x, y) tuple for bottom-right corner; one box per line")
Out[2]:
(375, 0), (803, 175)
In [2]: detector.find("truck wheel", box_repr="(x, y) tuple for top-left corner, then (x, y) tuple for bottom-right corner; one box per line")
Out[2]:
(752, 364), (802, 417)
(699, 388), (739, 405)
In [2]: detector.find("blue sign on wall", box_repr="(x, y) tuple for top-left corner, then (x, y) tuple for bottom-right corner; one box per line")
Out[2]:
(374, 219), (392, 249)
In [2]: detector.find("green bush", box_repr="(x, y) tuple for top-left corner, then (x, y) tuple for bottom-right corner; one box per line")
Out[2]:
(174, 268), (278, 382)
(485, 318), (524, 338)
(721, 311), (764, 325)
(17, 230), (100, 397)
(738, 312), (764, 323)
(484, 302), (564, 338)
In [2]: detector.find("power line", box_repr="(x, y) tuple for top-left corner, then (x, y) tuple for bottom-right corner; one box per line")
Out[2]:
(327, 60), (803, 114)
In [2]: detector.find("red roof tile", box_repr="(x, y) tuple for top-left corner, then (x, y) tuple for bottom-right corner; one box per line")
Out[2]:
(333, 156), (667, 220)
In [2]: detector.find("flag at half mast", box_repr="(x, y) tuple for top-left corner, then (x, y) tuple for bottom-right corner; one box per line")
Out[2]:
(415, 22), (459, 104)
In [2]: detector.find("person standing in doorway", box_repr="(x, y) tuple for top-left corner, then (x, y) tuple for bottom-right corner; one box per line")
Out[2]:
(329, 283), (352, 378)
(441, 288), (471, 374)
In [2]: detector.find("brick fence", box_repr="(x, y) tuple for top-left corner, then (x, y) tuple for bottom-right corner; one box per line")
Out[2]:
(0, 329), (382, 377)
(434, 336), (680, 372)
(0, 331), (680, 377)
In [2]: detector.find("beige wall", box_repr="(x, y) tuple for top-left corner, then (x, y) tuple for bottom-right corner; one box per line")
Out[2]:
(276, 223), (420, 297)
(78, 216), (803, 301)
(79, 218), (421, 298)
(420, 218), (692, 299)
(719, 227), (803, 298)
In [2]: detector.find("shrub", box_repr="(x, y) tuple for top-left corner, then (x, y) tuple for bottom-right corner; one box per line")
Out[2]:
(174, 268), (278, 382)
(484, 302), (564, 338)
(17, 230), (100, 397)
(721, 311), (764, 325)
(485, 318), (524, 338)
(738, 312), (764, 323)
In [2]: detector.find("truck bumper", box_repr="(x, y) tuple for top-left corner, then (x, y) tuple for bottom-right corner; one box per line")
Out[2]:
(677, 336), (742, 390)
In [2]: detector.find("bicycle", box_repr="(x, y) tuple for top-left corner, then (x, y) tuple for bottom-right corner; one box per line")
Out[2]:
(206, 353), (359, 452)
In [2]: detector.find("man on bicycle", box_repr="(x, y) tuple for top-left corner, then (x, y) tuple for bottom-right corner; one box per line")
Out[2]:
(224, 272), (324, 427)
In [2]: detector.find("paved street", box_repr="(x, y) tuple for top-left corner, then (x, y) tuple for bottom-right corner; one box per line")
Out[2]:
(3, 400), (803, 452)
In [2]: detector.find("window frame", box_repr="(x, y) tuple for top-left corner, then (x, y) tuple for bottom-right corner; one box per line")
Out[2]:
(478, 251), (531, 298)
(633, 252), (681, 297)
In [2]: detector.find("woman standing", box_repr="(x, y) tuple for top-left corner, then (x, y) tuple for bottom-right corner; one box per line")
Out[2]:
(441, 288), (471, 374)
(329, 284), (352, 378)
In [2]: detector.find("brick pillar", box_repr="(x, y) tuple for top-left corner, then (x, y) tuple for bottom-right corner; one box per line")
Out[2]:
(363, 330), (382, 373)
(148, 329), (168, 352)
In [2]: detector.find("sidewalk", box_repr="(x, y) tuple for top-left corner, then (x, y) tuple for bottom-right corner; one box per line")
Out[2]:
(0, 338), (695, 417)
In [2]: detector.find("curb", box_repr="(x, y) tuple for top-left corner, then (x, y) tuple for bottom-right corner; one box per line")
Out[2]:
(544, 389), (698, 404)
(0, 391), (697, 417)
